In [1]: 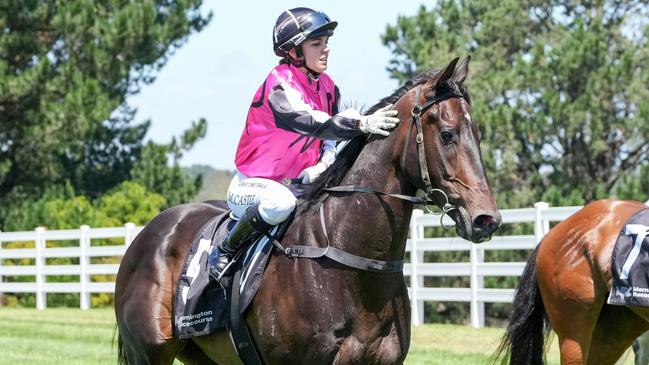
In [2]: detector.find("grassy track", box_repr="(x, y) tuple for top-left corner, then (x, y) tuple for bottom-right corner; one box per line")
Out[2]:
(0, 308), (634, 364)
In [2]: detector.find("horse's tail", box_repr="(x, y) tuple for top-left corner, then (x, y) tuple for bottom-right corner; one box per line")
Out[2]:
(114, 324), (129, 365)
(493, 247), (549, 365)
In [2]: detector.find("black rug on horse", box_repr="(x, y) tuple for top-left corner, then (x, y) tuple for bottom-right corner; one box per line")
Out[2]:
(608, 207), (649, 306)
(173, 212), (277, 339)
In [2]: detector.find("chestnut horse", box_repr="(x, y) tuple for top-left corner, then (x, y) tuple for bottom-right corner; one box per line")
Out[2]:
(496, 199), (649, 364)
(115, 57), (501, 365)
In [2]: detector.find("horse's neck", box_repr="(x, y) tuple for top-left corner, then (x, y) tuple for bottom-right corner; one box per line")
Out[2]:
(327, 137), (416, 261)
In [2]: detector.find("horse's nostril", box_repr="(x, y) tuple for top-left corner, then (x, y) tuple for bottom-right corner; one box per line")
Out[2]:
(474, 214), (498, 234)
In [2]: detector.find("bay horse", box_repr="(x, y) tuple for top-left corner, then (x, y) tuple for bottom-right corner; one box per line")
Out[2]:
(115, 57), (501, 365)
(496, 199), (649, 364)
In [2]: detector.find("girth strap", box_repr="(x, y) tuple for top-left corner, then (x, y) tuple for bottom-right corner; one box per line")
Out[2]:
(276, 204), (404, 273)
(229, 269), (265, 365)
(281, 245), (404, 273)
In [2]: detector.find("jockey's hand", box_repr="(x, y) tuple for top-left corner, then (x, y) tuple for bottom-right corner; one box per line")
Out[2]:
(359, 104), (400, 136)
(298, 161), (328, 184)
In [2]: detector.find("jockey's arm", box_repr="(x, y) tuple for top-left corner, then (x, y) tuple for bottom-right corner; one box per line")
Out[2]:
(268, 83), (363, 140)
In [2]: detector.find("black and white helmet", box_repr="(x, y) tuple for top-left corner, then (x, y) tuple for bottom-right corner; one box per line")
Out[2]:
(273, 8), (337, 57)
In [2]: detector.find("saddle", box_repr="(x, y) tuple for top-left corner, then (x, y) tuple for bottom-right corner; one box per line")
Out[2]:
(608, 207), (649, 306)
(173, 204), (287, 340)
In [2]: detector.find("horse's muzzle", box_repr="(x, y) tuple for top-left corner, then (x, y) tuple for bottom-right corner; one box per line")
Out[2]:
(471, 213), (501, 243)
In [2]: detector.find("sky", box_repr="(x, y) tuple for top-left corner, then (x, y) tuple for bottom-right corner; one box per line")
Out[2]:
(127, 0), (428, 170)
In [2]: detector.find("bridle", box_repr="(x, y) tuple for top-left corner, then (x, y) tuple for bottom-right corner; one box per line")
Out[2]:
(402, 83), (466, 218)
(322, 83), (466, 227)
(279, 82), (468, 272)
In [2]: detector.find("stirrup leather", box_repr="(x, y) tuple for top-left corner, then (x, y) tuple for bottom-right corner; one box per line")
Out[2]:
(209, 205), (273, 279)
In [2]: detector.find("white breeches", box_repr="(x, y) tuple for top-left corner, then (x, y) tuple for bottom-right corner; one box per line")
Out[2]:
(226, 171), (297, 225)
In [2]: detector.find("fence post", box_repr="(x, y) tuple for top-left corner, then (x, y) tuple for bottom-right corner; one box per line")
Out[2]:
(534, 202), (550, 243)
(35, 227), (46, 310)
(124, 222), (136, 247)
(79, 225), (90, 310)
(470, 244), (485, 328)
(409, 209), (424, 325)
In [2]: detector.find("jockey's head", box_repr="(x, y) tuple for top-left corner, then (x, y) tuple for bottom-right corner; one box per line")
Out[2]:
(273, 8), (337, 75)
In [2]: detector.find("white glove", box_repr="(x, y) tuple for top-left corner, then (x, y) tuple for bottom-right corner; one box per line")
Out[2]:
(298, 161), (328, 184)
(359, 104), (400, 136)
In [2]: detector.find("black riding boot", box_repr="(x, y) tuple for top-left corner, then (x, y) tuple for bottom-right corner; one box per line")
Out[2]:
(209, 205), (273, 279)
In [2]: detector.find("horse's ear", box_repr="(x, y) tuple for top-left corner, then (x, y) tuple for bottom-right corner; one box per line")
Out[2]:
(452, 56), (470, 85)
(434, 57), (459, 89)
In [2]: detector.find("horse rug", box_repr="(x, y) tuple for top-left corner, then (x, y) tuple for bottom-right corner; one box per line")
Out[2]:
(173, 211), (278, 339)
(608, 207), (649, 306)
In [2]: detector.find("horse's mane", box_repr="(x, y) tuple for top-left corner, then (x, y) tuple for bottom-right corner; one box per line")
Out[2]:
(297, 68), (454, 213)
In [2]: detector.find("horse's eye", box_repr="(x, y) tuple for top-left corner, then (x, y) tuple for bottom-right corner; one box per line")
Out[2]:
(440, 130), (454, 145)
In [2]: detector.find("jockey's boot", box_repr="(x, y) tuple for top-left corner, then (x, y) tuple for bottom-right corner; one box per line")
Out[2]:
(209, 205), (273, 279)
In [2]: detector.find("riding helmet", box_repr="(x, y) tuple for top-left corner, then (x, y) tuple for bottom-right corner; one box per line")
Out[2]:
(272, 8), (338, 57)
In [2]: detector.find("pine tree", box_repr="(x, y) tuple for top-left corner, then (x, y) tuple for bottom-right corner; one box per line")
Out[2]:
(383, 0), (649, 207)
(0, 1), (211, 227)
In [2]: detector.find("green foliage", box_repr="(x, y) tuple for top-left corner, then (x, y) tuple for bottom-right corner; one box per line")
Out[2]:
(0, 1), (211, 228)
(131, 118), (206, 206)
(96, 180), (167, 226)
(615, 163), (649, 203)
(383, 0), (649, 208)
(4, 181), (164, 231)
(4, 183), (106, 231)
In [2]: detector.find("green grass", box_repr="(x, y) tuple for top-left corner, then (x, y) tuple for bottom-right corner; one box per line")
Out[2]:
(408, 323), (560, 364)
(0, 308), (635, 364)
(0, 308), (117, 365)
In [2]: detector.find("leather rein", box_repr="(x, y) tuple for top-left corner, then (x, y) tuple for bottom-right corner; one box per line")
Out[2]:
(278, 84), (465, 273)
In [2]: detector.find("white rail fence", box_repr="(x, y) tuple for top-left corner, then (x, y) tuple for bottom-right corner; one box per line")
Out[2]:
(405, 202), (581, 328)
(0, 224), (141, 311)
(0, 202), (582, 327)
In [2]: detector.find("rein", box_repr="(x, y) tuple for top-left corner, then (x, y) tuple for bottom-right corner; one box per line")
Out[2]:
(278, 84), (466, 272)
(275, 204), (403, 272)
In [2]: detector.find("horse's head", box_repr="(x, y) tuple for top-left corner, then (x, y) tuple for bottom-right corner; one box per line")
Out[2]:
(394, 57), (501, 243)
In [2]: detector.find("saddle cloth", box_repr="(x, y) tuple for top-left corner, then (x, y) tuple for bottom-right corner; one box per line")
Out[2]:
(608, 207), (649, 306)
(173, 210), (279, 339)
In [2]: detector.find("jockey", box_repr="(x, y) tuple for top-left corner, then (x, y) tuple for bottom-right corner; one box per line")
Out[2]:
(209, 7), (400, 278)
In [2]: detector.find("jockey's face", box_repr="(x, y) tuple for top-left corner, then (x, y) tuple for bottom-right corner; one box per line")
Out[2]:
(296, 36), (330, 73)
